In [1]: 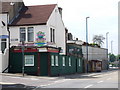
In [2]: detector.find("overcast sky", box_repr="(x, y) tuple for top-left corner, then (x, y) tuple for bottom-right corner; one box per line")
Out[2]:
(23, 0), (119, 55)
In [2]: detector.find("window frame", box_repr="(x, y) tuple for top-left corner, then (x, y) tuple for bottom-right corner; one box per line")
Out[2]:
(55, 56), (59, 66)
(50, 28), (55, 43)
(62, 56), (65, 66)
(69, 57), (71, 66)
(51, 55), (55, 66)
(25, 55), (34, 66)
(27, 27), (34, 42)
(79, 59), (81, 67)
(20, 27), (26, 42)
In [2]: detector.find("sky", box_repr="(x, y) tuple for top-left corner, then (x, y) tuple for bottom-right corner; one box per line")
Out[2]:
(23, 0), (119, 55)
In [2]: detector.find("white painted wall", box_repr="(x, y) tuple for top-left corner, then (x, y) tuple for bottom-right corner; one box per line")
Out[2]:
(47, 5), (66, 54)
(9, 5), (66, 54)
(0, 13), (9, 73)
(82, 46), (108, 61)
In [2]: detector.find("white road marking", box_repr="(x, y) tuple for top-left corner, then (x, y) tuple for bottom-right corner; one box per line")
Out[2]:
(0, 82), (16, 84)
(11, 77), (21, 79)
(30, 78), (39, 80)
(40, 79), (70, 87)
(84, 84), (93, 88)
(97, 81), (103, 83)
(107, 78), (111, 80)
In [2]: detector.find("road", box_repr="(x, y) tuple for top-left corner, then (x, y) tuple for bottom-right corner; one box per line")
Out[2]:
(1, 68), (119, 89)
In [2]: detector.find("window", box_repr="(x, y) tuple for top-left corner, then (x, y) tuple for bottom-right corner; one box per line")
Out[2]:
(50, 28), (55, 43)
(28, 27), (34, 42)
(79, 59), (81, 66)
(62, 56), (65, 66)
(20, 27), (26, 41)
(20, 27), (34, 42)
(55, 56), (58, 66)
(25, 55), (34, 66)
(51, 55), (54, 66)
(1, 39), (7, 53)
(69, 57), (71, 66)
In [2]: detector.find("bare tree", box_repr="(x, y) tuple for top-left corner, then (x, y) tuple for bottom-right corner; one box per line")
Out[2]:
(93, 35), (105, 47)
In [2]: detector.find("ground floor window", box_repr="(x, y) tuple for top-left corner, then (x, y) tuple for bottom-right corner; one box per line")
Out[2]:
(79, 59), (81, 66)
(25, 55), (34, 66)
(1, 39), (7, 53)
(62, 56), (65, 66)
(55, 56), (59, 66)
(69, 57), (71, 66)
(51, 55), (54, 66)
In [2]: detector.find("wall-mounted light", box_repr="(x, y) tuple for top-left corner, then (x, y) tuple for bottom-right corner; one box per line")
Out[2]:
(10, 2), (15, 6)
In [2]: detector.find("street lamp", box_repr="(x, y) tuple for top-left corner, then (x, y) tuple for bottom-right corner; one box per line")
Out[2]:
(86, 17), (90, 73)
(106, 32), (109, 49)
(106, 32), (109, 70)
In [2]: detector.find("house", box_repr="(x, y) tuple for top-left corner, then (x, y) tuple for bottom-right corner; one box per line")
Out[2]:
(8, 4), (69, 76)
(9, 4), (66, 55)
(0, 1), (24, 73)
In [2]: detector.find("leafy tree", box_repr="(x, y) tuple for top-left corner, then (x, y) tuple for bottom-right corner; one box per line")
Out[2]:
(109, 53), (116, 62)
(116, 54), (120, 61)
(92, 35), (105, 47)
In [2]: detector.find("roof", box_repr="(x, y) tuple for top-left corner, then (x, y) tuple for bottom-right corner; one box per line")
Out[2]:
(10, 4), (57, 26)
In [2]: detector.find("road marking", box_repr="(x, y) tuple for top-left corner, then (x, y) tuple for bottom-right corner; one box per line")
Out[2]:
(11, 77), (21, 79)
(0, 82), (16, 84)
(97, 81), (103, 83)
(30, 78), (39, 80)
(107, 78), (111, 80)
(84, 84), (93, 88)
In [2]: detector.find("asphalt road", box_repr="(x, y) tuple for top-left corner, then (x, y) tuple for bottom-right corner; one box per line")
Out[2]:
(1, 68), (119, 89)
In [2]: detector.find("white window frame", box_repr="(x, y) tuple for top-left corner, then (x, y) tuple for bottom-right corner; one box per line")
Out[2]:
(20, 27), (34, 42)
(69, 57), (71, 66)
(20, 27), (26, 42)
(25, 55), (34, 66)
(55, 56), (59, 66)
(28, 27), (34, 42)
(79, 59), (81, 67)
(51, 55), (54, 66)
(62, 57), (65, 66)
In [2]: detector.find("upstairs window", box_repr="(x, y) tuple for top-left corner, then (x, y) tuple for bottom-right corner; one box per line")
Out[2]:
(28, 27), (34, 42)
(50, 28), (55, 43)
(20, 27), (26, 42)
(20, 27), (34, 42)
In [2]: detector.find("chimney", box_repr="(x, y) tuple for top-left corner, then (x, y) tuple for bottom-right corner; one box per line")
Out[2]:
(58, 7), (62, 18)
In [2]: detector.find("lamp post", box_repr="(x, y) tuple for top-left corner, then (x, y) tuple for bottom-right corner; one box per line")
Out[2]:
(86, 17), (90, 73)
(106, 32), (109, 49)
(106, 32), (109, 70)
(21, 38), (25, 77)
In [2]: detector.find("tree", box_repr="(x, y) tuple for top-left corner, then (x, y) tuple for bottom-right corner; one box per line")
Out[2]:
(92, 35), (105, 47)
(116, 54), (120, 61)
(109, 53), (116, 62)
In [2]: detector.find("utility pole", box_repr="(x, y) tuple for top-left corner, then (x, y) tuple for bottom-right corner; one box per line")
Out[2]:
(86, 17), (90, 73)
(106, 32), (109, 70)
(22, 39), (25, 77)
